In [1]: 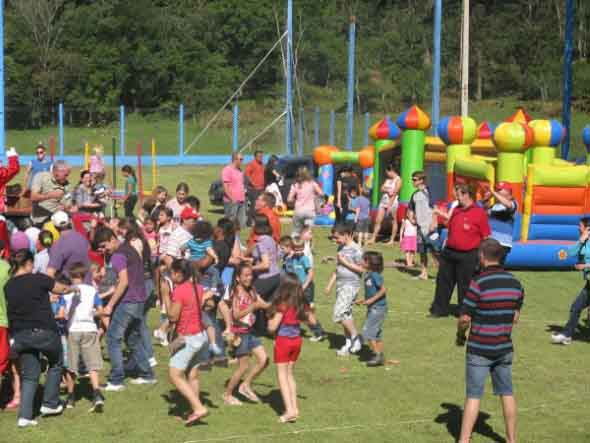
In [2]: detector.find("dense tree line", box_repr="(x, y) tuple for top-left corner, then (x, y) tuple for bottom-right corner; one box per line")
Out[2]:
(4, 0), (590, 126)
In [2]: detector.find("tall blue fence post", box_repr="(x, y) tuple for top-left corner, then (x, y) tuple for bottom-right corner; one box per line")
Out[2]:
(119, 105), (125, 157)
(179, 104), (185, 160)
(431, 0), (442, 135)
(345, 17), (356, 151)
(313, 106), (320, 147)
(232, 102), (239, 152)
(58, 103), (64, 157)
(297, 107), (304, 155)
(329, 110), (335, 146)
(285, 0), (293, 155)
(562, 0), (574, 159)
(364, 112), (370, 146)
(0, 1), (5, 155)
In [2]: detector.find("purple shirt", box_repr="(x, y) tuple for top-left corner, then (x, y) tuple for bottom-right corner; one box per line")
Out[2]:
(111, 251), (147, 303)
(48, 230), (92, 283)
(351, 196), (370, 220)
(253, 235), (279, 279)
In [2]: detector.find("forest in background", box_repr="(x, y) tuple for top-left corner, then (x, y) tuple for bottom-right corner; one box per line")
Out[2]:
(4, 0), (590, 128)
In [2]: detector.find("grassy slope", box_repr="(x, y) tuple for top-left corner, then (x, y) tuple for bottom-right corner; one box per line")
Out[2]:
(1, 165), (588, 443)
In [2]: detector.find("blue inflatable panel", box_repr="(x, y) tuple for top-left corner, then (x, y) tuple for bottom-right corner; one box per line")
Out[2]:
(527, 224), (579, 241)
(314, 215), (335, 226)
(505, 241), (578, 269)
(529, 214), (583, 225)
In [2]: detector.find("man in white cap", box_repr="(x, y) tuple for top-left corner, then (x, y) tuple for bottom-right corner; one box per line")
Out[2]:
(46, 211), (91, 283)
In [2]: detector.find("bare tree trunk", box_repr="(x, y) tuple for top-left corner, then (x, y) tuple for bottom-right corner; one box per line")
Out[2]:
(554, 0), (563, 40)
(475, 49), (483, 101)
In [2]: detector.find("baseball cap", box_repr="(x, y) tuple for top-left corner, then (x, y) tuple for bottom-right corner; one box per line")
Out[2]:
(180, 206), (200, 221)
(51, 210), (70, 228)
(495, 182), (513, 193)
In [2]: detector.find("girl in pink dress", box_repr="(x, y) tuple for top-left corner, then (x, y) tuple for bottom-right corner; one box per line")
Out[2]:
(399, 209), (418, 267)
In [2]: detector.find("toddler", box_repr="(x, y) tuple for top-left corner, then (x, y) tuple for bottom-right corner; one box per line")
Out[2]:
(399, 209), (418, 267)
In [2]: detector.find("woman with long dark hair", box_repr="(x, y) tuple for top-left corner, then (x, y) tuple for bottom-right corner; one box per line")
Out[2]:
(5, 249), (76, 427)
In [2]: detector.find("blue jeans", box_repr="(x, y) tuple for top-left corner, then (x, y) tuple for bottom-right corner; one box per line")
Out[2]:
(107, 302), (154, 385)
(11, 329), (63, 420)
(466, 352), (513, 399)
(564, 283), (590, 338)
(140, 278), (155, 361)
(224, 201), (247, 229)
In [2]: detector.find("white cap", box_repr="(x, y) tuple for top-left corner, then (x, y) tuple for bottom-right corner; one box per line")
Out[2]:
(51, 210), (70, 228)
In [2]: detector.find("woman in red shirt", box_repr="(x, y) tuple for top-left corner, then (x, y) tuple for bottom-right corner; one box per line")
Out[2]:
(268, 273), (317, 423)
(162, 259), (212, 426)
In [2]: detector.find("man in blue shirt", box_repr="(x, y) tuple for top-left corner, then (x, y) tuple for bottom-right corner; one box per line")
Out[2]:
(551, 218), (590, 345)
(25, 144), (53, 190)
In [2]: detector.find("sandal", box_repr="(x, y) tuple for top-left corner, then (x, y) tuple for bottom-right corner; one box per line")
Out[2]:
(4, 399), (20, 410)
(185, 409), (208, 426)
(238, 384), (260, 403)
(223, 394), (243, 406)
(278, 414), (297, 423)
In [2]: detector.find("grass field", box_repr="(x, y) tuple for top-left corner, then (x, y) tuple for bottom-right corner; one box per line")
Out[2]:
(1, 165), (588, 442)
(6, 98), (590, 159)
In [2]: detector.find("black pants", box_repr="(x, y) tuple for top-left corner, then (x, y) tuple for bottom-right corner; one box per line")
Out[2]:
(430, 248), (479, 316)
(253, 274), (281, 336)
(335, 197), (350, 224)
(124, 194), (138, 218)
(246, 188), (263, 226)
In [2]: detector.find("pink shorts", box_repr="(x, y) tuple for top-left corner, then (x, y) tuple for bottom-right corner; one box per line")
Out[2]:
(401, 235), (417, 252)
(274, 336), (302, 364)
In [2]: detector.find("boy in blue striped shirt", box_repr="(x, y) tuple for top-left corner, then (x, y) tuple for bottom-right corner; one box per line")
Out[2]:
(456, 238), (524, 443)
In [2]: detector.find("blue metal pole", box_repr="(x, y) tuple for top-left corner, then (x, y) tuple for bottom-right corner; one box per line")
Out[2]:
(119, 105), (125, 157)
(285, 0), (293, 155)
(329, 110), (335, 146)
(313, 106), (320, 147)
(297, 107), (304, 155)
(431, 0), (442, 136)
(58, 102), (64, 157)
(562, 0), (574, 159)
(179, 104), (185, 159)
(364, 112), (370, 146)
(232, 102), (239, 152)
(0, 1), (5, 155)
(345, 17), (356, 151)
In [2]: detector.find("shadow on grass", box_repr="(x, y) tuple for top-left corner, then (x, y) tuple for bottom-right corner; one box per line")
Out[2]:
(325, 331), (346, 351)
(208, 208), (225, 215)
(546, 324), (590, 342)
(434, 402), (505, 443)
(259, 389), (308, 417)
(162, 389), (216, 423)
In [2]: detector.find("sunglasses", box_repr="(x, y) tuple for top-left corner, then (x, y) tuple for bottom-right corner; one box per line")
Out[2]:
(412, 177), (421, 182)
(36, 151), (44, 155)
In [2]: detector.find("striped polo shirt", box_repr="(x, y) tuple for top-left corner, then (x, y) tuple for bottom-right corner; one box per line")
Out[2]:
(461, 266), (524, 358)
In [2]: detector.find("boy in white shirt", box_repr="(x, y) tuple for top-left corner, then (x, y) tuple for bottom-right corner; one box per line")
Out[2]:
(64, 262), (106, 412)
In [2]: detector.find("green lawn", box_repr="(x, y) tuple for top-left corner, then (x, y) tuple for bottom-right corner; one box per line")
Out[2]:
(1, 165), (588, 442)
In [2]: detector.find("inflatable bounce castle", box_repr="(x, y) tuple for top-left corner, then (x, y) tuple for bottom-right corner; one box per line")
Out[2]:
(313, 105), (590, 269)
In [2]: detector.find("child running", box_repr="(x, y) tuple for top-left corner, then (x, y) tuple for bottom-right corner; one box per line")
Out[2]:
(223, 264), (270, 406)
(399, 209), (418, 267)
(355, 251), (387, 367)
(267, 273), (317, 423)
(324, 223), (364, 356)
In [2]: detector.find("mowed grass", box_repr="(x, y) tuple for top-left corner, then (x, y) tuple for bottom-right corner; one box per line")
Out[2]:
(1, 165), (589, 442)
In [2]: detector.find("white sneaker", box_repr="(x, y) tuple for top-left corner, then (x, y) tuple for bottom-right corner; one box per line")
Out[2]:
(336, 345), (350, 357)
(349, 336), (362, 354)
(551, 333), (572, 345)
(129, 377), (157, 385)
(149, 357), (158, 367)
(309, 334), (325, 343)
(17, 418), (38, 428)
(104, 383), (126, 392)
(40, 403), (64, 416)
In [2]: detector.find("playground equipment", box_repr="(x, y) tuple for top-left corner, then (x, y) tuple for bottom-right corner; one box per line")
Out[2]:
(313, 105), (590, 269)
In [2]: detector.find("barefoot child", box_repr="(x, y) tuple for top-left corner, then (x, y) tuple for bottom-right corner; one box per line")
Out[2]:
(355, 252), (387, 367)
(223, 264), (270, 406)
(267, 273), (317, 423)
(399, 209), (418, 267)
(324, 223), (364, 356)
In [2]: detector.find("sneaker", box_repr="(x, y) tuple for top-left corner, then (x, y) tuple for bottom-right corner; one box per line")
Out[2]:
(103, 383), (126, 392)
(551, 333), (572, 345)
(90, 392), (105, 413)
(366, 353), (385, 367)
(149, 357), (158, 367)
(309, 334), (325, 343)
(40, 403), (64, 416)
(65, 394), (75, 409)
(129, 377), (157, 385)
(153, 330), (169, 346)
(336, 345), (350, 357)
(17, 418), (38, 428)
(349, 336), (362, 354)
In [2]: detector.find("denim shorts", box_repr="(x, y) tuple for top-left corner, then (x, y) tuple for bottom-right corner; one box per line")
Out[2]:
(466, 352), (513, 399)
(362, 305), (387, 341)
(169, 331), (209, 371)
(234, 332), (262, 357)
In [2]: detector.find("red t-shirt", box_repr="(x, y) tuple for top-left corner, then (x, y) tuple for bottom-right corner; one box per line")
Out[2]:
(245, 160), (265, 190)
(171, 281), (204, 335)
(446, 203), (491, 251)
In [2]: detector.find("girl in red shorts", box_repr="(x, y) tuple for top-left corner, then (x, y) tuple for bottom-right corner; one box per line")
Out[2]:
(268, 273), (317, 423)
